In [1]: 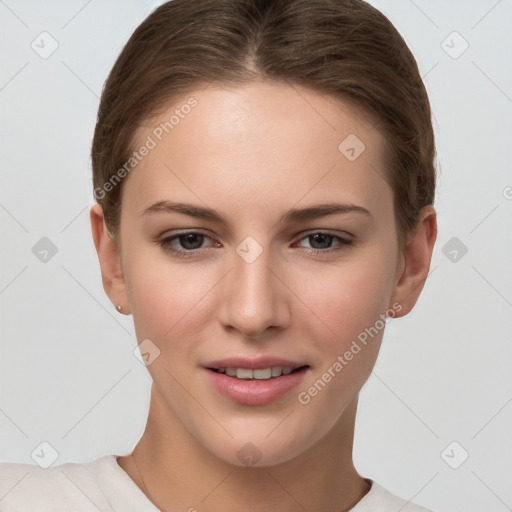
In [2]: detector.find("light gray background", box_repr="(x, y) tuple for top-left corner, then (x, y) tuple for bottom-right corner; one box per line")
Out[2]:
(1, 1), (511, 511)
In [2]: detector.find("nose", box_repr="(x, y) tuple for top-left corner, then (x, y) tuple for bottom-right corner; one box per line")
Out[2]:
(218, 244), (291, 338)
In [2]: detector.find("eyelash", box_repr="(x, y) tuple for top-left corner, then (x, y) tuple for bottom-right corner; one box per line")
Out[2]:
(157, 230), (354, 257)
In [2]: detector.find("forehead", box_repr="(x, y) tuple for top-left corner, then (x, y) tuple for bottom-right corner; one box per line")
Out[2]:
(123, 81), (392, 222)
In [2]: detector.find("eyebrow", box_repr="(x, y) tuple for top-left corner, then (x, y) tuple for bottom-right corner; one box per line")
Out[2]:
(141, 200), (372, 227)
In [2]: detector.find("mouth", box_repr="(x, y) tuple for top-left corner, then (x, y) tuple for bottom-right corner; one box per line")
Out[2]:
(204, 362), (310, 406)
(207, 365), (309, 380)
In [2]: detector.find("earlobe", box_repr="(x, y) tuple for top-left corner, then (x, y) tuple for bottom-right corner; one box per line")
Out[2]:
(90, 204), (131, 315)
(389, 206), (437, 318)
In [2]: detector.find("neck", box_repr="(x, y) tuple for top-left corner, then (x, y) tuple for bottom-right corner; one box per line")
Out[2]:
(118, 383), (370, 512)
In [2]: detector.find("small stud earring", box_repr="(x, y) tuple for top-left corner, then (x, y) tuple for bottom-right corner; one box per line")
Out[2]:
(117, 305), (122, 312)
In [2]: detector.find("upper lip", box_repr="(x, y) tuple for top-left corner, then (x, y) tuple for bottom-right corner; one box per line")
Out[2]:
(203, 356), (308, 370)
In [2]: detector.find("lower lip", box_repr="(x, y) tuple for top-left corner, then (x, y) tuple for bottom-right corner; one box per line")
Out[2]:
(204, 367), (308, 406)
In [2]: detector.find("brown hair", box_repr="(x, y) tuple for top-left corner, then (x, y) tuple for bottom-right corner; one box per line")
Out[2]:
(91, 0), (436, 250)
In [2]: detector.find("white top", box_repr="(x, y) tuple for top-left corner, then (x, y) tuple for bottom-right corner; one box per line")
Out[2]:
(0, 455), (435, 511)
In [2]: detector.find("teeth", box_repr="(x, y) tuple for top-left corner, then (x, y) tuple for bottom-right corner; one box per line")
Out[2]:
(236, 368), (253, 379)
(271, 367), (282, 377)
(216, 366), (297, 379)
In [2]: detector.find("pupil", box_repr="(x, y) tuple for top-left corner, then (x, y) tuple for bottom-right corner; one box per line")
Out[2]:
(310, 233), (332, 249)
(180, 233), (203, 250)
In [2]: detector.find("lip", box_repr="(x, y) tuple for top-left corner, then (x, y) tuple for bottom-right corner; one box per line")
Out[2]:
(203, 358), (309, 406)
(203, 356), (305, 370)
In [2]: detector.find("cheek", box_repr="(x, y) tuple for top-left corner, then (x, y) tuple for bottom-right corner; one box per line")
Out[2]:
(292, 250), (396, 348)
(123, 248), (214, 346)
(292, 255), (395, 429)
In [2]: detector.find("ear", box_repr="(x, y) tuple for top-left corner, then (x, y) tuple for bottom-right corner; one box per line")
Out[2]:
(389, 205), (437, 317)
(90, 203), (131, 315)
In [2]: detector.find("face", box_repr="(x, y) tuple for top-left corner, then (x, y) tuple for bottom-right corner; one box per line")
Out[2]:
(114, 81), (406, 466)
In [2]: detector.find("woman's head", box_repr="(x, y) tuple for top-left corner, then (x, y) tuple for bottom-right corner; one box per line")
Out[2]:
(90, 0), (437, 468)
(91, 0), (436, 252)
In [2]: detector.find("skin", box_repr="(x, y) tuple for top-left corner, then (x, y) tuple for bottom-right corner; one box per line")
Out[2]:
(90, 81), (437, 512)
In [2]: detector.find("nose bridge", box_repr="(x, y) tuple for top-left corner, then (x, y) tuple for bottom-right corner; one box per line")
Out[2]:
(220, 237), (288, 337)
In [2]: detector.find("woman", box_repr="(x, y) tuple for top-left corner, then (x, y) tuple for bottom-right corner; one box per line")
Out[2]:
(0, 0), (438, 510)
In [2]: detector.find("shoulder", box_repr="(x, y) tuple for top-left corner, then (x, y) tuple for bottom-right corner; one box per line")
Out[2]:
(351, 479), (436, 512)
(0, 455), (125, 511)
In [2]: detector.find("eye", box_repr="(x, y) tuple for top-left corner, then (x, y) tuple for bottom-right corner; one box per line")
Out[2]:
(157, 230), (354, 258)
(295, 231), (353, 252)
(158, 231), (219, 257)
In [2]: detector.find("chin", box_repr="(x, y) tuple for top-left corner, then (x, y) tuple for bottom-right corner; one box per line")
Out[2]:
(193, 421), (316, 469)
